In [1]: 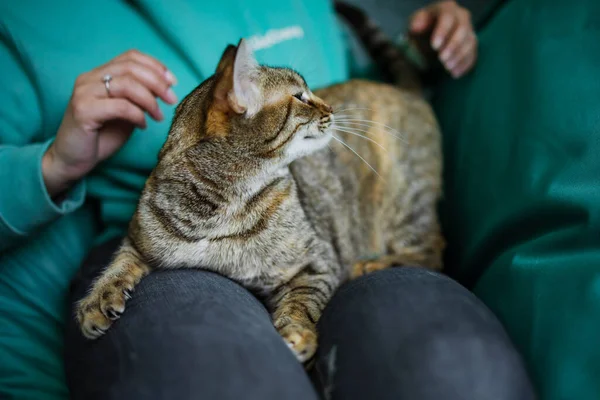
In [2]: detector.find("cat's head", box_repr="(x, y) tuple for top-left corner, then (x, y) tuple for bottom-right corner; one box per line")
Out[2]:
(162, 39), (333, 186)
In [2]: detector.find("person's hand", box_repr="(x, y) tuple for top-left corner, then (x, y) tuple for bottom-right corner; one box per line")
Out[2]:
(410, 1), (477, 78)
(42, 50), (178, 197)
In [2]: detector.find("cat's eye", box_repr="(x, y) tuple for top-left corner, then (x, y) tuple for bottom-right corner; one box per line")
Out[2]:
(293, 92), (309, 104)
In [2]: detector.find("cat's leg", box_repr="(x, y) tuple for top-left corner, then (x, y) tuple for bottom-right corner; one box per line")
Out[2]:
(77, 238), (151, 339)
(268, 268), (340, 364)
(352, 191), (445, 279)
(351, 249), (437, 278)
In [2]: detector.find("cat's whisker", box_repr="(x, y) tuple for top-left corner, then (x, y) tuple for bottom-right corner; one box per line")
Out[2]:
(334, 121), (395, 137)
(334, 118), (400, 133)
(333, 114), (363, 121)
(333, 107), (373, 114)
(331, 134), (383, 180)
(332, 123), (374, 134)
(332, 127), (388, 152)
(333, 120), (407, 143)
(335, 121), (397, 134)
(333, 113), (374, 121)
(335, 122), (404, 140)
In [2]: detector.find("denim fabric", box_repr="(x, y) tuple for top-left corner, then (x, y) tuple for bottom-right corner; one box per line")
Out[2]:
(64, 238), (535, 399)
(315, 267), (536, 400)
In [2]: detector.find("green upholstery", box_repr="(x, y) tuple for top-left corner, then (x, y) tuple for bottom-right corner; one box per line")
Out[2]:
(433, 0), (600, 398)
(0, 207), (97, 399)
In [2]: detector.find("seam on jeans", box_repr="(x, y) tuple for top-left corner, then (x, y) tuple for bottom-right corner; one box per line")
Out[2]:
(316, 345), (337, 400)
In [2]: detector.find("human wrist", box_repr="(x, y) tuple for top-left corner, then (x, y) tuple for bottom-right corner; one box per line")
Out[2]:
(42, 144), (79, 197)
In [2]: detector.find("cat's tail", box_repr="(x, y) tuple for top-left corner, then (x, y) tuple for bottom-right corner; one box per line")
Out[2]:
(334, 1), (428, 94)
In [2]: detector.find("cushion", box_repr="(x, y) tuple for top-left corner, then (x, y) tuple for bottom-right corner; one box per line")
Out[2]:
(0, 207), (97, 399)
(433, 0), (600, 398)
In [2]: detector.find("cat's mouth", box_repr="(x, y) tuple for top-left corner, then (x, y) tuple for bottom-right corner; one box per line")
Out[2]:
(306, 114), (333, 139)
(304, 135), (319, 140)
(305, 126), (332, 140)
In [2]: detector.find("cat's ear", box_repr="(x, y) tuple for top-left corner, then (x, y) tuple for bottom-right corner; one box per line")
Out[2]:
(231, 39), (260, 115)
(215, 44), (237, 75)
(213, 44), (242, 113)
(213, 39), (260, 115)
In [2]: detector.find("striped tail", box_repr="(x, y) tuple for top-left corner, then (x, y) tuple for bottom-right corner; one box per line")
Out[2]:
(334, 1), (428, 93)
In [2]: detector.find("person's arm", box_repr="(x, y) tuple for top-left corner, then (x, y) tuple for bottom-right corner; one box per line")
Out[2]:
(0, 40), (88, 252)
(0, 40), (178, 253)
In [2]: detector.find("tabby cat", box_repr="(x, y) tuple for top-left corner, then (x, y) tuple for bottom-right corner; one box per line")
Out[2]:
(77, 5), (444, 364)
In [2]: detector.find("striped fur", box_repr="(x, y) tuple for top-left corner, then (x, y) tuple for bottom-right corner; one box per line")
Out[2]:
(77, 36), (444, 364)
(334, 1), (439, 92)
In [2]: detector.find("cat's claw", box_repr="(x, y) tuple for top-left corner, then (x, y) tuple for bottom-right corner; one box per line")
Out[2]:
(106, 308), (122, 320)
(77, 278), (134, 339)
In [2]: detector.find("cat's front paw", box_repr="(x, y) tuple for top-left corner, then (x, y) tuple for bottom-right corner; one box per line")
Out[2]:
(278, 323), (318, 363)
(76, 278), (134, 339)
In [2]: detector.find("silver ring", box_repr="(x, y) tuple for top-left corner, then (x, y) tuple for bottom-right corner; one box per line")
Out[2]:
(102, 74), (112, 96)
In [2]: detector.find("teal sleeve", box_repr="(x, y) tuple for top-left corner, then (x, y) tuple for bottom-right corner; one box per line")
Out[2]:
(0, 35), (86, 252)
(0, 141), (86, 251)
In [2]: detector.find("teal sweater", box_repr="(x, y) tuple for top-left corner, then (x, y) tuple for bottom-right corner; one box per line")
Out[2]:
(0, 1), (348, 398)
(0, 0), (348, 248)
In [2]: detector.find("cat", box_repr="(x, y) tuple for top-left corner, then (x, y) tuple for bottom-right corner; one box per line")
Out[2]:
(76, 5), (444, 364)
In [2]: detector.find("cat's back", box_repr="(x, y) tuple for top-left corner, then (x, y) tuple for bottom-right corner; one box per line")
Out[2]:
(314, 79), (441, 185)
(316, 79), (437, 133)
(291, 79), (442, 265)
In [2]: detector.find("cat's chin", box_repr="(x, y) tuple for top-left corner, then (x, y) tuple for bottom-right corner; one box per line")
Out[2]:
(286, 132), (332, 161)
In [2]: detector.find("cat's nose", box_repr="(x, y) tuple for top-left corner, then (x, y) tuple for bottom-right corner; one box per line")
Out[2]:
(316, 101), (332, 114)
(310, 95), (333, 114)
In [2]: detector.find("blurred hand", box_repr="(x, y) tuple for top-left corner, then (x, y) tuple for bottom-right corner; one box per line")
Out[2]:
(42, 50), (178, 197)
(410, 0), (478, 78)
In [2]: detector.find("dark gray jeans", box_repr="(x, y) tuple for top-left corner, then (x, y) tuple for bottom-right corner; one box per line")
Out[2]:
(64, 238), (535, 400)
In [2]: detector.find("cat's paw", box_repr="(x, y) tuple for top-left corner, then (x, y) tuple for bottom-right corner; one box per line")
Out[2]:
(76, 278), (134, 339)
(278, 323), (318, 363)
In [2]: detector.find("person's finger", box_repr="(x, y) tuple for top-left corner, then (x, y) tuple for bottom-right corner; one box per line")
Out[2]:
(438, 24), (469, 65)
(410, 9), (434, 33)
(87, 98), (147, 129)
(85, 75), (164, 121)
(115, 49), (177, 85)
(446, 33), (477, 71)
(431, 12), (457, 50)
(449, 40), (477, 78)
(92, 60), (178, 105)
(451, 52), (476, 78)
(448, 33), (477, 68)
